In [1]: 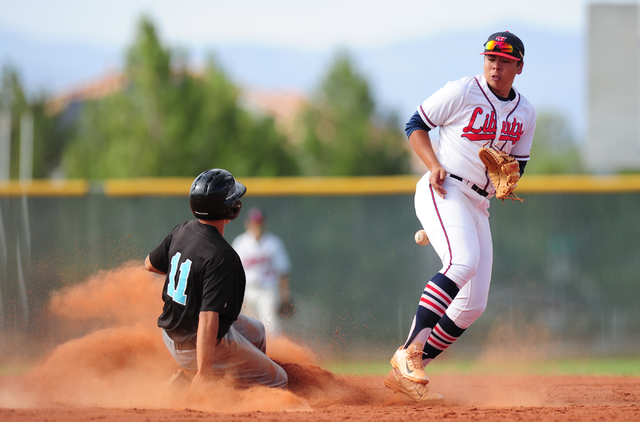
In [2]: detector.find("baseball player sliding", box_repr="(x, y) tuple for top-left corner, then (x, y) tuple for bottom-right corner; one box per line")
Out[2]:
(144, 169), (287, 391)
(385, 31), (536, 402)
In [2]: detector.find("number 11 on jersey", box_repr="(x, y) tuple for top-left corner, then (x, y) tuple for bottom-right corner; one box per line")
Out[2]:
(167, 252), (191, 305)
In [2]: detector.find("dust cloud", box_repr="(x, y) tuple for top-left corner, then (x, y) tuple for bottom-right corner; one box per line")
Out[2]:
(0, 261), (565, 411)
(0, 261), (372, 412)
(478, 316), (553, 366)
(426, 316), (556, 408)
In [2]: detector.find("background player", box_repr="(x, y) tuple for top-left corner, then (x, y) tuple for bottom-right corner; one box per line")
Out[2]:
(144, 169), (287, 391)
(384, 31), (536, 401)
(232, 208), (292, 337)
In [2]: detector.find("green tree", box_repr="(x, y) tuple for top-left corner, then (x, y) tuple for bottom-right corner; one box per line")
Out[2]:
(0, 65), (67, 179)
(63, 16), (299, 178)
(300, 51), (411, 176)
(1, 65), (27, 180)
(525, 111), (583, 174)
(31, 95), (69, 178)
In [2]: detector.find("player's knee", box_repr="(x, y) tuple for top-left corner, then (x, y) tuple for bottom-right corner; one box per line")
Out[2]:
(239, 314), (268, 352)
(454, 301), (488, 328)
(448, 261), (479, 286)
(271, 364), (288, 389)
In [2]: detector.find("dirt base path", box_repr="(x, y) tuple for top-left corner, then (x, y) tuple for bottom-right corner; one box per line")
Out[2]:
(2, 267), (638, 421)
(2, 369), (639, 421)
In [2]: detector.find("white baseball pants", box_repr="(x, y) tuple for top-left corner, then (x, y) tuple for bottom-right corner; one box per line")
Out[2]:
(415, 173), (493, 329)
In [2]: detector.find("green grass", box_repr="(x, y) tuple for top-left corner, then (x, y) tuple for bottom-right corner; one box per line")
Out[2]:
(321, 358), (640, 377)
(2, 358), (639, 378)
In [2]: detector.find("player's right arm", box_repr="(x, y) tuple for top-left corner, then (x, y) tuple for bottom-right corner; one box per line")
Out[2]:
(145, 229), (176, 275)
(409, 129), (447, 199)
(144, 255), (167, 275)
(191, 310), (219, 392)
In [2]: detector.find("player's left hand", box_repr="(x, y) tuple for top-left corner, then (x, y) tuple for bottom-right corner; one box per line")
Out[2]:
(478, 147), (523, 203)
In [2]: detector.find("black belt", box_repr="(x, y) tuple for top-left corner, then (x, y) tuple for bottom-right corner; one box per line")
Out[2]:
(449, 174), (489, 197)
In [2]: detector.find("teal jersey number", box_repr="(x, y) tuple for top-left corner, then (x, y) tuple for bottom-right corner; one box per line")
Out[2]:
(167, 252), (192, 305)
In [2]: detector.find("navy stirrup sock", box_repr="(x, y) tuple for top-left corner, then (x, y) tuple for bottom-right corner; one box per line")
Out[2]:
(423, 313), (466, 359)
(405, 273), (460, 348)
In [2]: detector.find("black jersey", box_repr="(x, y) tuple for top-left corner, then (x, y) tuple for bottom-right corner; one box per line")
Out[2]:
(148, 219), (246, 342)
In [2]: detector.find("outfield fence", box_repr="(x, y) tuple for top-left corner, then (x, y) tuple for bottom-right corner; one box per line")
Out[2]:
(1, 175), (639, 362)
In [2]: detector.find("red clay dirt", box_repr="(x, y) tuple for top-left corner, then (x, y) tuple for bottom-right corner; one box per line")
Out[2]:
(1, 371), (639, 421)
(0, 262), (638, 421)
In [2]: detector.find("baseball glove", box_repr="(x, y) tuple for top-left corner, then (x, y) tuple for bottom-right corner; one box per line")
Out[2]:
(478, 147), (524, 203)
(277, 298), (296, 319)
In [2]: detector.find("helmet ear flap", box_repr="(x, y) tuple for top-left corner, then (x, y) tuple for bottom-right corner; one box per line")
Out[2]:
(227, 201), (242, 220)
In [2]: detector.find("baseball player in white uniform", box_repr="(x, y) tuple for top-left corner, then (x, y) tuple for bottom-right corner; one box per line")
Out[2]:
(384, 31), (536, 402)
(232, 208), (292, 336)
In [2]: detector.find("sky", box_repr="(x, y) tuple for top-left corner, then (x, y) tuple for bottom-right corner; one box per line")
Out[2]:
(0, 0), (605, 51)
(0, 0), (633, 142)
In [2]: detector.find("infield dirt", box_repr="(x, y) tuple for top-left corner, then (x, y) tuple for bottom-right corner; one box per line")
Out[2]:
(0, 262), (638, 421)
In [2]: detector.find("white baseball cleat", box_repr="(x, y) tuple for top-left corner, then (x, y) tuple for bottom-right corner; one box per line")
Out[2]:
(390, 343), (430, 385)
(384, 368), (444, 402)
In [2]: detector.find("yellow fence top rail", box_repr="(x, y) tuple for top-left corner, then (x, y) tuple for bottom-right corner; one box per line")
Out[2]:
(2, 175), (640, 197)
(0, 179), (89, 196)
(101, 174), (640, 196)
(517, 175), (640, 193)
(104, 178), (193, 196)
(103, 176), (422, 196)
(238, 175), (421, 196)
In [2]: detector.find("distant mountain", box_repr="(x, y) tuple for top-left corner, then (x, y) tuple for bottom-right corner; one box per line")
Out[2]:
(209, 26), (585, 139)
(0, 29), (122, 95)
(0, 25), (584, 138)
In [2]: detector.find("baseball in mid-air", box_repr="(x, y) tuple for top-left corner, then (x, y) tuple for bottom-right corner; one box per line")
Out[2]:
(415, 230), (430, 246)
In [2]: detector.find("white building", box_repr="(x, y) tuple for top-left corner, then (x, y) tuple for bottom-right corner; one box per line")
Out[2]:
(583, 3), (640, 173)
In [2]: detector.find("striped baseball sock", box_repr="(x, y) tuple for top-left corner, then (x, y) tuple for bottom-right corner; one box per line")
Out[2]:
(423, 313), (466, 363)
(404, 273), (460, 348)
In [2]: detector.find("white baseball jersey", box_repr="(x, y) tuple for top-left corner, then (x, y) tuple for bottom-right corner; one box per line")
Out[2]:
(232, 232), (291, 288)
(417, 74), (536, 194)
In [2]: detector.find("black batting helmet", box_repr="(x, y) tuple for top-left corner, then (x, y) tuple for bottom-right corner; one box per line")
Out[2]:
(189, 169), (246, 220)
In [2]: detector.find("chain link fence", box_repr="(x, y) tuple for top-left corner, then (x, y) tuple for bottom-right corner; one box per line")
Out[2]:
(1, 181), (639, 363)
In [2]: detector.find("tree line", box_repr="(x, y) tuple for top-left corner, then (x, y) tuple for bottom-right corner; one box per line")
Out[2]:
(0, 17), (412, 179)
(0, 16), (579, 180)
